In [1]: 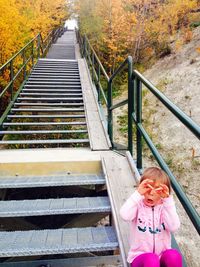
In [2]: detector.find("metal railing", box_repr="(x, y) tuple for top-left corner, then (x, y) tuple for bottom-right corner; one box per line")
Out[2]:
(78, 33), (200, 235)
(0, 26), (64, 127)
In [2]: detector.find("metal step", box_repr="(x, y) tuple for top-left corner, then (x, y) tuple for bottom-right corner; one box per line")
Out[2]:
(22, 89), (82, 92)
(11, 108), (85, 112)
(14, 103), (84, 107)
(17, 97), (83, 101)
(35, 63), (78, 66)
(3, 122), (86, 126)
(33, 64), (78, 67)
(36, 63), (78, 66)
(28, 78), (81, 82)
(0, 174), (105, 188)
(34, 67), (78, 70)
(30, 74), (80, 78)
(0, 130), (87, 135)
(7, 115), (85, 119)
(26, 82), (81, 86)
(24, 85), (82, 89)
(31, 70), (80, 74)
(33, 68), (79, 72)
(0, 197), (111, 217)
(0, 139), (90, 145)
(20, 93), (82, 97)
(46, 53), (76, 60)
(0, 226), (118, 257)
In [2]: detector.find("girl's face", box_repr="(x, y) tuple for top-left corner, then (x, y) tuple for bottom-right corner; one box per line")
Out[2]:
(143, 180), (163, 207)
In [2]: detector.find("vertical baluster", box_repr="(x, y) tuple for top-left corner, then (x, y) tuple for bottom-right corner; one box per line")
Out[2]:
(107, 80), (113, 145)
(136, 77), (142, 170)
(92, 53), (95, 82)
(22, 49), (26, 80)
(10, 60), (14, 100)
(31, 41), (34, 67)
(37, 35), (40, 59)
(88, 44), (91, 67)
(128, 56), (133, 155)
(83, 35), (86, 58)
(97, 64), (101, 103)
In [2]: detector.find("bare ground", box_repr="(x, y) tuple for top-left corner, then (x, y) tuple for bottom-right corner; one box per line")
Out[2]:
(113, 27), (200, 267)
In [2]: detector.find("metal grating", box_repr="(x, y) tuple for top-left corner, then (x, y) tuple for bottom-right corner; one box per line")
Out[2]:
(0, 197), (111, 217)
(0, 227), (118, 257)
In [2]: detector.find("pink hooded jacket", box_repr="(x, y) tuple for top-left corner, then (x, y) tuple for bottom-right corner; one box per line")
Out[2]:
(120, 191), (180, 263)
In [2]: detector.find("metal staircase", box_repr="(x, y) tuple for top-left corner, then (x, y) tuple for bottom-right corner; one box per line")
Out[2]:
(0, 169), (121, 266)
(0, 20), (199, 267)
(0, 31), (89, 149)
(46, 30), (76, 59)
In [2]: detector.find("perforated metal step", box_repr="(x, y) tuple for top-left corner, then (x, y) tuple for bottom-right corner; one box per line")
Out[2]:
(14, 103), (84, 107)
(0, 174), (105, 188)
(0, 197), (111, 217)
(0, 139), (89, 145)
(0, 129), (88, 135)
(11, 107), (85, 112)
(7, 114), (85, 119)
(3, 121), (86, 126)
(0, 226), (118, 257)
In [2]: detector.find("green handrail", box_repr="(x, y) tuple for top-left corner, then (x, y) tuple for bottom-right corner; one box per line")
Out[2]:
(0, 25), (64, 125)
(78, 32), (200, 235)
(107, 56), (133, 152)
(77, 33), (109, 105)
(133, 70), (200, 140)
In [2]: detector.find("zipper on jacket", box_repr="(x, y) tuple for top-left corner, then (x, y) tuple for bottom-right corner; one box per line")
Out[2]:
(152, 207), (155, 253)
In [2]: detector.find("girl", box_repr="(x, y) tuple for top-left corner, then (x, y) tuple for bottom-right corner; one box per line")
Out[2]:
(120, 167), (182, 267)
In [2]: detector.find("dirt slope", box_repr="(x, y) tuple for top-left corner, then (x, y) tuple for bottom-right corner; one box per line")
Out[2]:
(143, 27), (200, 267)
(114, 26), (200, 267)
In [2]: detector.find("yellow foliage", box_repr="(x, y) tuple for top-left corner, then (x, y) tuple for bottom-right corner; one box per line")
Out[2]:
(76, 0), (198, 67)
(0, 0), (68, 65)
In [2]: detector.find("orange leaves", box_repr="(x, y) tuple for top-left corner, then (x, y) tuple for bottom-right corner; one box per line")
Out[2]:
(196, 47), (200, 53)
(0, 0), (68, 65)
(77, 0), (198, 67)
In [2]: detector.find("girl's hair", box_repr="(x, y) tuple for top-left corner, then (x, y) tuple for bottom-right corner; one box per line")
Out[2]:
(140, 167), (171, 193)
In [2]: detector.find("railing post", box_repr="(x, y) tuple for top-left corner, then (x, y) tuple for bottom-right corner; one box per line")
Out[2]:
(128, 56), (133, 155)
(97, 64), (101, 103)
(107, 80), (113, 145)
(22, 50), (26, 80)
(37, 35), (41, 59)
(10, 60), (14, 100)
(136, 77), (142, 170)
(87, 43), (90, 65)
(92, 53), (95, 82)
(83, 35), (87, 58)
(31, 41), (34, 67)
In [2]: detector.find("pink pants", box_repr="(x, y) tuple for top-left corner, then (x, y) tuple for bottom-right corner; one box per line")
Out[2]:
(131, 249), (182, 267)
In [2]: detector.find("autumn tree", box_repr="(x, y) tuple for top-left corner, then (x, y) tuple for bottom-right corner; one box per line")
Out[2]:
(76, 0), (198, 67)
(0, 0), (68, 65)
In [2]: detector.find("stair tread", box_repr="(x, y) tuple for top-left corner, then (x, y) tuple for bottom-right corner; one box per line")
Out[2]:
(0, 174), (105, 188)
(0, 130), (88, 134)
(14, 103), (84, 106)
(7, 115), (85, 118)
(11, 108), (85, 112)
(17, 97), (83, 100)
(0, 226), (118, 257)
(0, 197), (111, 217)
(0, 139), (89, 145)
(3, 121), (86, 126)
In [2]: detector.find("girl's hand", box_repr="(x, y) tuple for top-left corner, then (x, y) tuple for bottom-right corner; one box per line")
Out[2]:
(138, 179), (154, 196)
(155, 184), (169, 198)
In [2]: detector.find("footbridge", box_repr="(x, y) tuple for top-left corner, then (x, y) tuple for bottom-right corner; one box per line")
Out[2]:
(0, 26), (199, 267)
